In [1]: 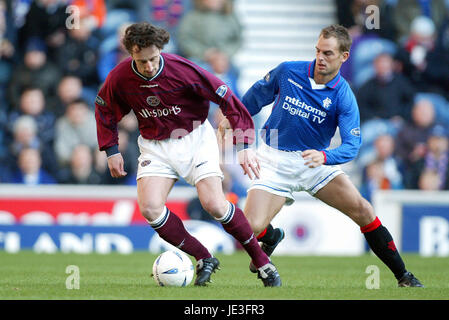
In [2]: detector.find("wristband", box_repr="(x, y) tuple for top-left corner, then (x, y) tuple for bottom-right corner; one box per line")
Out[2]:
(321, 151), (327, 164)
(105, 145), (119, 158)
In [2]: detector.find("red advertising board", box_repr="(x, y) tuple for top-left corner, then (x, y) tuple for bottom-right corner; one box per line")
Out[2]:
(0, 193), (191, 225)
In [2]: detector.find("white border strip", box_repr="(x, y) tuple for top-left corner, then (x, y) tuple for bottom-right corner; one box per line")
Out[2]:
(0, 184), (197, 200)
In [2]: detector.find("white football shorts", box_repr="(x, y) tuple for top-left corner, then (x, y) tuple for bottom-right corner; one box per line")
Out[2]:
(136, 119), (223, 185)
(248, 142), (344, 205)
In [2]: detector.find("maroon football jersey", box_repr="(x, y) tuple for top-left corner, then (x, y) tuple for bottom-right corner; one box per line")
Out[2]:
(95, 53), (254, 153)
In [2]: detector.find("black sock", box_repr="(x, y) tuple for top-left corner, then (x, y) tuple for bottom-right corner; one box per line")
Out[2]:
(257, 224), (279, 246)
(361, 217), (407, 280)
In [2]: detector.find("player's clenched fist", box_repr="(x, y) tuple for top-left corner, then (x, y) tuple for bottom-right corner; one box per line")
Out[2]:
(107, 153), (127, 178)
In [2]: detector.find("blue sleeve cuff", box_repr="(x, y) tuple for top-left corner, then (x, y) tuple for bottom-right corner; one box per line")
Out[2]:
(105, 145), (119, 157)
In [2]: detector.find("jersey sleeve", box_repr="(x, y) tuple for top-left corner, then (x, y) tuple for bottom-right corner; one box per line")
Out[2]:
(94, 75), (131, 154)
(242, 63), (283, 116)
(190, 64), (255, 146)
(323, 88), (361, 165)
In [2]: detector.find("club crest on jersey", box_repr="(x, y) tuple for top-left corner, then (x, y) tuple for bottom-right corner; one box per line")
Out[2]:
(350, 127), (361, 137)
(140, 160), (151, 167)
(146, 96), (160, 106)
(322, 97), (332, 109)
(215, 85), (228, 98)
(95, 95), (106, 106)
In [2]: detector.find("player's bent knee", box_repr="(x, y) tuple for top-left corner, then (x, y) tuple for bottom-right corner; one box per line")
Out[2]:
(199, 196), (228, 218)
(138, 201), (166, 222)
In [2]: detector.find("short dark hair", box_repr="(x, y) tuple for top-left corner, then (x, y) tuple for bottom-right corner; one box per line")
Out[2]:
(319, 24), (352, 53)
(122, 22), (170, 53)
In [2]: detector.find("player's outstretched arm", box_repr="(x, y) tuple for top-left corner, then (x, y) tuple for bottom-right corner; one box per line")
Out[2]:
(107, 153), (127, 178)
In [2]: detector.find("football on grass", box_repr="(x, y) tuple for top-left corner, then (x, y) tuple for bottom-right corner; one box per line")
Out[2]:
(152, 250), (194, 287)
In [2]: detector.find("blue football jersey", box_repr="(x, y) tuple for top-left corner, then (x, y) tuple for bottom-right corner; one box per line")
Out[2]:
(242, 60), (361, 165)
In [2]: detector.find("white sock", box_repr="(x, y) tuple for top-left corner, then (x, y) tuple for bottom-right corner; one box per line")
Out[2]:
(146, 206), (169, 229)
(214, 201), (235, 224)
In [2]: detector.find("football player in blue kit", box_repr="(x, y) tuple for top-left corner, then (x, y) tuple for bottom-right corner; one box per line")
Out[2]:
(219, 24), (423, 287)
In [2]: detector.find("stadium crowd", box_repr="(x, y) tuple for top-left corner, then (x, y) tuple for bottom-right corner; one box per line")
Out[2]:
(0, 0), (449, 204)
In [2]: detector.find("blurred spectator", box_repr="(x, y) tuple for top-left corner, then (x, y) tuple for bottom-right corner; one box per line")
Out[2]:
(7, 37), (61, 110)
(177, 0), (242, 93)
(118, 111), (139, 141)
(0, 107), (7, 161)
(414, 92), (449, 127)
(58, 75), (83, 106)
(335, 0), (397, 41)
(93, 148), (108, 179)
(396, 16), (449, 92)
(393, 0), (448, 42)
(116, 112), (140, 184)
(10, 115), (40, 154)
(58, 144), (103, 184)
(361, 160), (393, 202)
(17, 0), (68, 58)
(186, 196), (215, 221)
(0, 0), (16, 99)
(55, 16), (100, 87)
(150, 0), (189, 53)
(344, 34), (397, 88)
(405, 124), (449, 189)
(54, 99), (97, 167)
(71, 0), (107, 29)
(0, 0), (12, 150)
(8, 147), (56, 185)
(359, 134), (403, 202)
(91, 127), (138, 185)
(222, 165), (247, 200)
(149, 0), (186, 29)
(395, 98), (437, 169)
(105, 0), (189, 52)
(356, 52), (415, 123)
(115, 128), (139, 184)
(336, 0), (398, 85)
(5, 114), (58, 178)
(421, 18), (449, 98)
(418, 169), (442, 190)
(50, 75), (96, 116)
(105, 0), (151, 23)
(7, 87), (56, 145)
(97, 22), (131, 82)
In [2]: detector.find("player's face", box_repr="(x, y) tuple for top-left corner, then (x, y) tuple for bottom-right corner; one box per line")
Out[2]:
(314, 36), (349, 81)
(131, 44), (161, 78)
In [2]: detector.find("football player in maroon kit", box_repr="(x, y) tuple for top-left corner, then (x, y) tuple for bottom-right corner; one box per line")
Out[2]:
(95, 22), (280, 286)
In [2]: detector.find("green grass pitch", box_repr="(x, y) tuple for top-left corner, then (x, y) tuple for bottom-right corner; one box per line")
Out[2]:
(0, 251), (447, 300)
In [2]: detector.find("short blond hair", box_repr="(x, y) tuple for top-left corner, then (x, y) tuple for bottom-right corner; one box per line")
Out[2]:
(320, 24), (352, 53)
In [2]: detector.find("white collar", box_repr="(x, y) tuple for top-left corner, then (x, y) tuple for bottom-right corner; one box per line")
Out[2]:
(308, 77), (326, 90)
